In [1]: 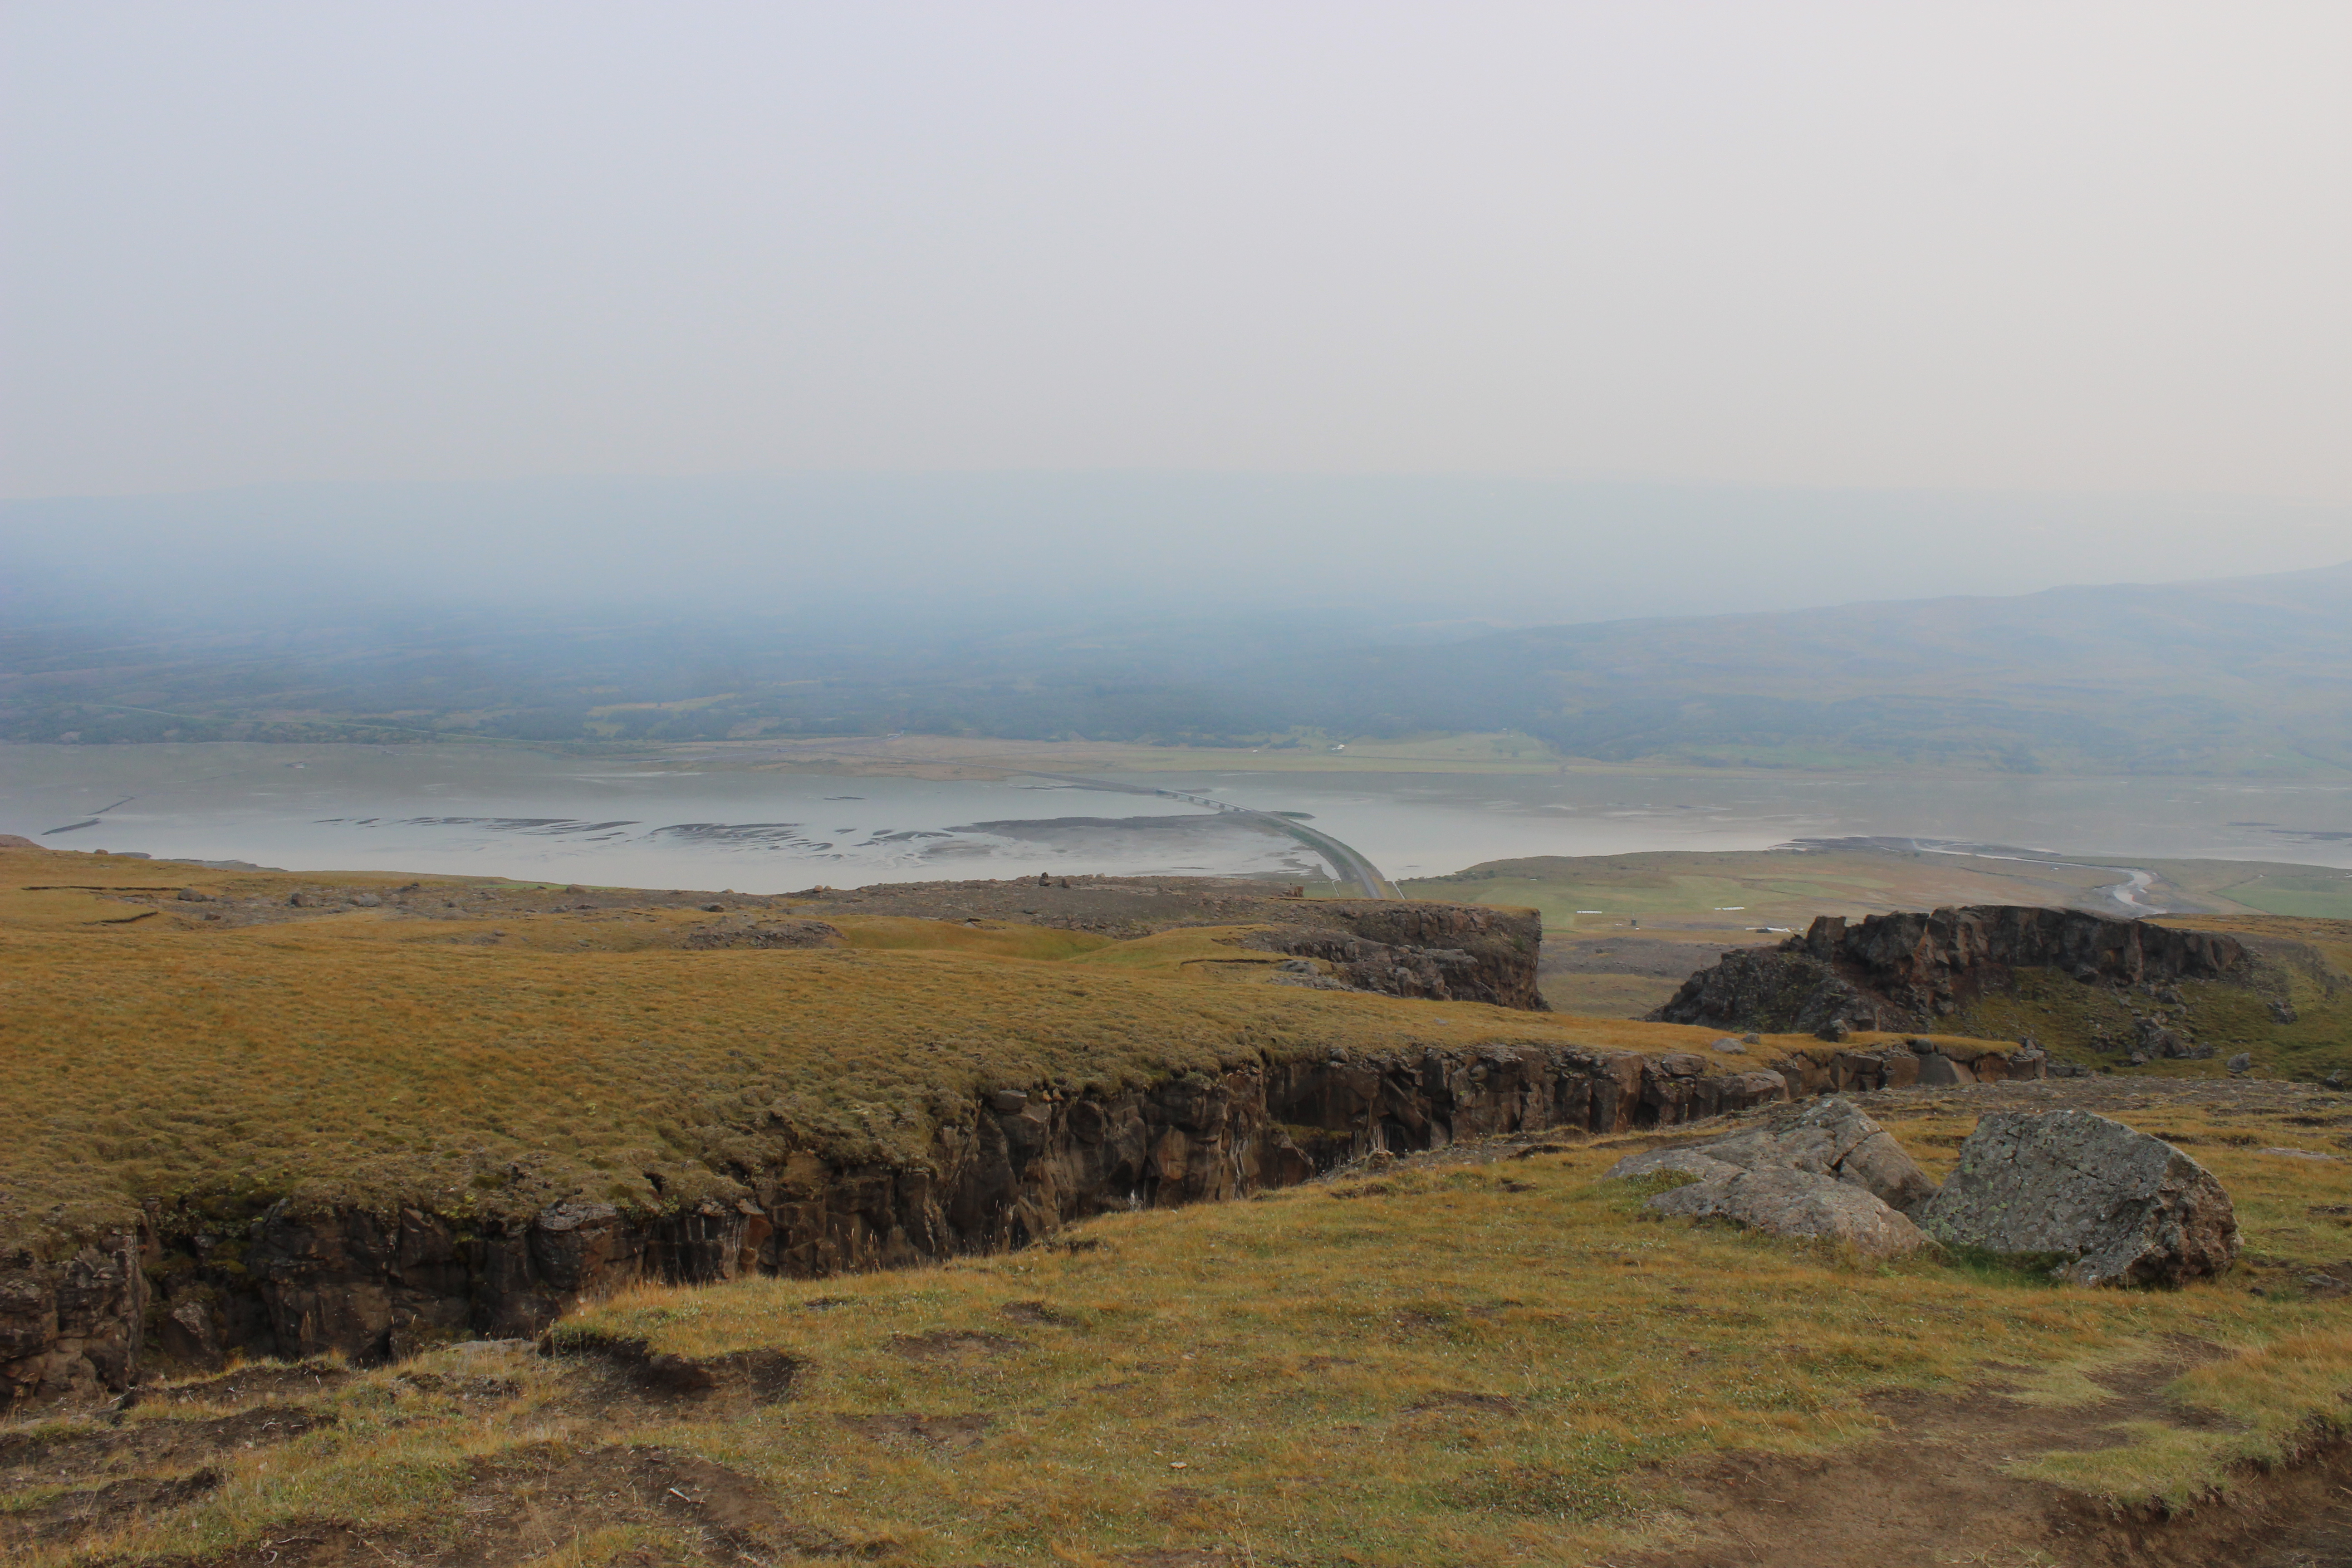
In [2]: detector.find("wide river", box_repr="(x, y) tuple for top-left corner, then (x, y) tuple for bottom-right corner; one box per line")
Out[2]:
(5, 743), (2351, 890)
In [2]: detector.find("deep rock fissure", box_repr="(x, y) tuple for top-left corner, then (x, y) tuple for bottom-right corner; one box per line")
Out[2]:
(5, 1039), (2033, 1404)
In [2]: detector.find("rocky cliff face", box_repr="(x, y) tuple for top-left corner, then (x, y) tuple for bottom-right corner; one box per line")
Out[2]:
(5, 1039), (1809, 1403)
(0, 1233), (146, 1405)
(1651, 906), (2251, 1035)
(1245, 901), (1547, 1010)
(784, 880), (1549, 1011)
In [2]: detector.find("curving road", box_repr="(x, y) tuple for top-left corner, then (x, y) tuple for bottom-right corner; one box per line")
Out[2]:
(1019, 771), (1397, 898)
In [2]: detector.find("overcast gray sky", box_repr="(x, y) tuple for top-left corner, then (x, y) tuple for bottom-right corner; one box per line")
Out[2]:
(4, 1), (2350, 512)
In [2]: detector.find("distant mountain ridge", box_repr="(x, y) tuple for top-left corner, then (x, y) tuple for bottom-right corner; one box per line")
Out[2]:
(4, 559), (2347, 775)
(1321, 558), (2352, 774)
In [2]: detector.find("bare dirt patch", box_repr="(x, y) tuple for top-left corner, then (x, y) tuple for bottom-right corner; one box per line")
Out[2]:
(834, 1411), (993, 1450)
(886, 1329), (1024, 1362)
(2, 1469), (220, 1549)
(152, 1363), (347, 1406)
(1403, 1391), (1520, 1416)
(0, 1406), (329, 1487)
(998, 1299), (1078, 1327)
(1638, 1348), (2331, 1568)
(551, 1336), (802, 1404)
(161, 1444), (853, 1567)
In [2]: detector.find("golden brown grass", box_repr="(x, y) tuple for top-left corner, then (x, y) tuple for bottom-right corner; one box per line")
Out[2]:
(24, 1091), (2352, 1566)
(0, 849), (1867, 1256)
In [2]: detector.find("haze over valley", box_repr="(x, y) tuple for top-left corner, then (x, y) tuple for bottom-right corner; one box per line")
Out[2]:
(6, 5), (2352, 1565)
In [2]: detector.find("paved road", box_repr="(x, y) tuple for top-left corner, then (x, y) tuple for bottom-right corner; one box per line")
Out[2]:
(1020, 771), (1397, 899)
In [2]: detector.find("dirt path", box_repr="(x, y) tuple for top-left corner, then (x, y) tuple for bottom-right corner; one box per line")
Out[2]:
(1638, 1352), (2352, 1567)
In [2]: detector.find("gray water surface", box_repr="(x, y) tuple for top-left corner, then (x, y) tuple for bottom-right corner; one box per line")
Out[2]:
(5, 743), (2350, 891)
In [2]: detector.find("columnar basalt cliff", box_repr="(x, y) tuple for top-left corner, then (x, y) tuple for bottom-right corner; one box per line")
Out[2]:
(1651, 906), (2251, 1035)
(3, 1039), (1831, 1403)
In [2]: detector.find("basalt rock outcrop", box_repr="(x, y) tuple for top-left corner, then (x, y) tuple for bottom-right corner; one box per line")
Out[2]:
(1650, 906), (2251, 1035)
(1243, 902), (1546, 1010)
(4, 1040), (1801, 1404)
(1917, 1109), (2239, 1285)
(680, 918), (843, 950)
(0, 1233), (147, 1404)
(1771, 1036), (2046, 1096)
(791, 879), (1548, 1011)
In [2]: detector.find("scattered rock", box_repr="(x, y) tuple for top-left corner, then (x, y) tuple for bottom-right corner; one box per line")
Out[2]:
(2136, 1016), (2211, 1060)
(680, 918), (841, 950)
(1607, 1098), (1939, 1214)
(1917, 1052), (1975, 1087)
(1916, 1110), (2239, 1286)
(1647, 1163), (1927, 1258)
(2260, 1147), (2338, 1161)
(2272, 999), (2300, 1025)
(160, 1299), (224, 1371)
(1817, 1019), (1853, 1043)
(1712, 1038), (1745, 1054)
(2228, 1052), (2254, 1074)
(1607, 1147), (1744, 1185)
(1606, 1100), (1936, 1256)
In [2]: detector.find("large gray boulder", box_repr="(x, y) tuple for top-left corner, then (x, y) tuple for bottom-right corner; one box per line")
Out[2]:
(1646, 1163), (1928, 1258)
(1916, 1110), (2238, 1286)
(1604, 1099), (1936, 1256)
(1604, 1098), (1938, 1214)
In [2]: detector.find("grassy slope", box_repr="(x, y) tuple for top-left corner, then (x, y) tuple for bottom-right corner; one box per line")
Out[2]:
(27, 1091), (2352, 1567)
(1402, 847), (2107, 936)
(1398, 847), (2352, 936)
(0, 849), (1816, 1257)
(1959, 914), (2352, 1080)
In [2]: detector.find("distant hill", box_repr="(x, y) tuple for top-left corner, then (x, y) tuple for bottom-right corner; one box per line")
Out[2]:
(1294, 559), (2352, 774)
(3, 560), (2347, 774)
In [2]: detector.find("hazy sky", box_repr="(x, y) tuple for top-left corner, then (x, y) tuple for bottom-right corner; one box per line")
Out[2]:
(5, 2), (2349, 508)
